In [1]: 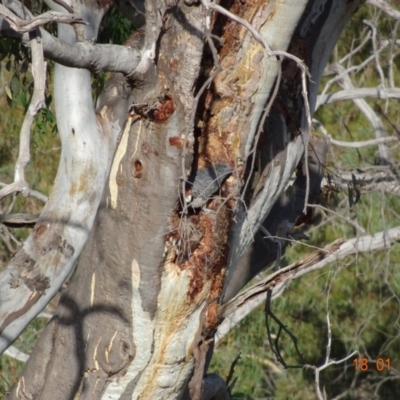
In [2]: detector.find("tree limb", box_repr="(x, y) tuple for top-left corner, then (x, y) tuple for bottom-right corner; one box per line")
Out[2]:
(220, 226), (400, 320)
(0, 213), (40, 227)
(0, 23), (142, 74)
(366, 0), (400, 20)
(3, 345), (29, 363)
(323, 165), (400, 197)
(316, 87), (400, 108)
(327, 136), (398, 148)
(0, 4), (85, 32)
(0, 0), (141, 76)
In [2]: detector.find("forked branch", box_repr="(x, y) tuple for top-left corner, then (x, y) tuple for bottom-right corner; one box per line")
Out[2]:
(0, 25), (46, 201)
(0, 4), (86, 32)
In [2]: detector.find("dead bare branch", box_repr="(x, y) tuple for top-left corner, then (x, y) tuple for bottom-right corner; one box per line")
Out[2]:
(220, 226), (400, 319)
(0, 183), (48, 202)
(327, 136), (398, 148)
(366, 0), (400, 20)
(3, 345), (29, 363)
(363, 19), (386, 86)
(316, 87), (400, 108)
(321, 164), (400, 197)
(0, 24), (46, 201)
(0, 213), (40, 227)
(0, 4), (86, 32)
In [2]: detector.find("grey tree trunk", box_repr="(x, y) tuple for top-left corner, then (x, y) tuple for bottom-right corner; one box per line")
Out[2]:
(3, 0), (363, 399)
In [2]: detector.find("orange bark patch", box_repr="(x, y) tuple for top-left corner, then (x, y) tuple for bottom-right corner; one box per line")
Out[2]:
(33, 224), (47, 239)
(169, 136), (184, 148)
(153, 96), (175, 122)
(132, 159), (143, 179)
(169, 58), (179, 72)
(205, 302), (222, 332)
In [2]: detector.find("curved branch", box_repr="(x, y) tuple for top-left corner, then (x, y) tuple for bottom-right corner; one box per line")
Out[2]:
(0, 5), (120, 355)
(0, 5), (85, 32)
(0, 23), (46, 201)
(316, 87), (400, 108)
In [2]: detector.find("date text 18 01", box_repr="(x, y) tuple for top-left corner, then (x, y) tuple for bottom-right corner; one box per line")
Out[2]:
(353, 358), (391, 371)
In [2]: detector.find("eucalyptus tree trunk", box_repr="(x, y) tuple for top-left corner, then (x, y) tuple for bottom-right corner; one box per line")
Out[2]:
(2, 0), (363, 399)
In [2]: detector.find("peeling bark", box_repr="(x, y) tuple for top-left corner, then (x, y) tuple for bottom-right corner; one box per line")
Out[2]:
(223, 0), (364, 301)
(2, 0), (365, 399)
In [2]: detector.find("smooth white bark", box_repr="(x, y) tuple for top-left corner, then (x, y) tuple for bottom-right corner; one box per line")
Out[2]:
(0, 12), (117, 354)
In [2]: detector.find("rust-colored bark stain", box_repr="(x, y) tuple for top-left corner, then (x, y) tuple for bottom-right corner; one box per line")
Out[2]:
(131, 159), (143, 179)
(163, 0), (271, 314)
(168, 136), (184, 148)
(204, 302), (222, 334)
(36, 231), (75, 259)
(169, 58), (179, 72)
(170, 203), (230, 305)
(196, 0), (275, 173)
(33, 224), (47, 239)
(152, 96), (175, 122)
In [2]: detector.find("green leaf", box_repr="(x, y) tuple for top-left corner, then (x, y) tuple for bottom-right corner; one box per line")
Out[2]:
(11, 75), (20, 95)
(348, 186), (354, 208)
(351, 173), (357, 186)
(18, 91), (28, 110)
(354, 187), (361, 206)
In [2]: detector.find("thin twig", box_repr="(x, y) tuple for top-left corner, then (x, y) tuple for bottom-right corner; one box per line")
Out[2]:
(265, 290), (304, 368)
(366, 0), (400, 20)
(241, 58), (283, 202)
(388, 19), (400, 88)
(225, 353), (241, 387)
(363, 20), (386, 87)
(307, 203), (366, 234)
(304, 351), (358, 400)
